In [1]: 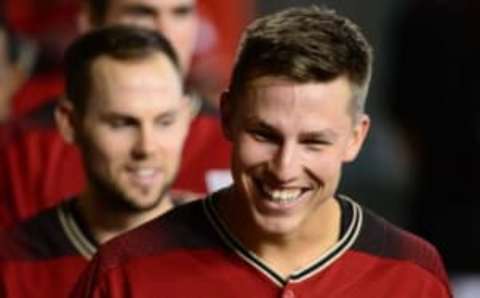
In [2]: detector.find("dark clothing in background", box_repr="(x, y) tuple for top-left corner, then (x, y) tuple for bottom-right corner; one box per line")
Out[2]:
(390, 0), (480, 273)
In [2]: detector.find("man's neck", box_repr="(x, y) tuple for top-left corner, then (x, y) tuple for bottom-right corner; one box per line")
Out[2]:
(218, 190), (341, 278)
(76, 192), (173, 244)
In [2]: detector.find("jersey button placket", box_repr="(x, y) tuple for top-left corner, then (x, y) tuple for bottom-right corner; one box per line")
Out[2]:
(281, 288), (295, 298)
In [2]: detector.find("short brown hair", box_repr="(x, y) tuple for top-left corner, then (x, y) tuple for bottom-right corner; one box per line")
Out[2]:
(85, 0), (109, 26)
(229, 6), (373, 117)
(64, 25), (181, 115)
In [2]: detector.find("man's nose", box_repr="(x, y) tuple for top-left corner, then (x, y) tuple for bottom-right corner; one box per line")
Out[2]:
(132, 126), (156, 159)
(269, 142), (302, 183)
(154, 16), (174, 38)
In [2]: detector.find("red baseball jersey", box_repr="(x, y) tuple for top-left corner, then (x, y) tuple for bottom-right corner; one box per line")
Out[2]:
(71, 192), (452, 298)
(0, 199), (97, 298)
(0, 98), (231, 228)
(10, 71), (65, 119)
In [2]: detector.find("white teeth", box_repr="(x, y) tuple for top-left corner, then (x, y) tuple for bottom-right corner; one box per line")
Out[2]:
(262, 184), (302, 203)
(133, 169), (156, 177)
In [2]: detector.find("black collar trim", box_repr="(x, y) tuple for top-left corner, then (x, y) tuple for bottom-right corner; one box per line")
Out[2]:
(203, 193), (363, 287)
(56, 199), (97, 259)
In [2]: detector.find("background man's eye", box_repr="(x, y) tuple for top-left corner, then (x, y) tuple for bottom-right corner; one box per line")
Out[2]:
(301, 139), (331, 151)
(174, 5), (195, 16)
(158, 119), (174, 127)
(157, 114), (176, 127)
(108, 118), (132, 128)
(248, 129), (277, 143)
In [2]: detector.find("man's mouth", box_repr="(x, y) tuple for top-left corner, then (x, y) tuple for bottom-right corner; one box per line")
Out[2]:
(259, 182), (309, 205)
(127, 167), (161, 187)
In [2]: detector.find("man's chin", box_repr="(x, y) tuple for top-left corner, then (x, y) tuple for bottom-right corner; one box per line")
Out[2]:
(120, 194), (165, 212)
(89, 174), (171, 213)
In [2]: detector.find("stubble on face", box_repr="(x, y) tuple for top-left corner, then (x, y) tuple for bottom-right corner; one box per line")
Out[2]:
(84, 159), (173, 213)
(74, 54), (187, 215)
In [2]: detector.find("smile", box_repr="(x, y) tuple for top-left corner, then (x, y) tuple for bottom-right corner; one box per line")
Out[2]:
(133, 168), (157, 178)
(260, 183), (308, 205)
(127, 167), (161, 187)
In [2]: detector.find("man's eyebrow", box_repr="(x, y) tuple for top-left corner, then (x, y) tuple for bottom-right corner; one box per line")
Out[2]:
(246, 118), (338, 139)
(155, 109), (178, 120)
(245, 118), (274, 130)
(300, 130), (339, 140)
(100, 111), (134, 119)
(121, 4), (157, 16)
(99, 109), (178, 121)
(173, 3), (197, 13)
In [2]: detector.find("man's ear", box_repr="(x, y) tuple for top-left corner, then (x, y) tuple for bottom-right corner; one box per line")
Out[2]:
(220, 91), (234, 141)
(343, 114), (370, 162)
(55, 97), (78, 145)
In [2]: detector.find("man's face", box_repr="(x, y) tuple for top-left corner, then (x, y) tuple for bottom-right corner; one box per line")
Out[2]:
(102, 0), (198, 73)
(223, 76), (369, 237)
(77, 53), (190, 211)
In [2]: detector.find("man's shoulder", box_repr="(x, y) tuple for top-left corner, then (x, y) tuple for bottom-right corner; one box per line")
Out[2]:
(2, 100), (57, 132)
(354, 207), (448, 281)
(0, 202), (74, 260)
(96, 198), (223, 271)
(0, 100), (60, 149)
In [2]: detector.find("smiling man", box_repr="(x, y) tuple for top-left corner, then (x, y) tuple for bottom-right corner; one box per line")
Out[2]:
(72, 6), (452, 298)
(0, 26), (192, 297)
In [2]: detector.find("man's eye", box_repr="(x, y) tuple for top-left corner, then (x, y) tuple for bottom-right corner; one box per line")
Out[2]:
(157, 116), (175, 127)
(248, 129), (275, 143)
(301, 139), (330, 151)
(108, 118), (132, 129)
(173, 5), (195, 17)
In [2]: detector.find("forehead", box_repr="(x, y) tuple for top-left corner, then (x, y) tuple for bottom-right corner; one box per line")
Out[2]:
(109, 0), (196, 10)
(237, 76), (353, 128)
(88, 53), (182, 109)
(243, 76), (352, 110)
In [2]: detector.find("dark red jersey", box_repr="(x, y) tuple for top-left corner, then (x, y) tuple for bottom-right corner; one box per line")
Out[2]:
(10, 71), (65, 119)
(71, 191), (452, 298)
(0, 99), (231, 228)
(0, 199), (97, 298)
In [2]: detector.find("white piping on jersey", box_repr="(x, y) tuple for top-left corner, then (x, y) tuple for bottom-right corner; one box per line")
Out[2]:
(204, 198), (285, 286)
(290, 195), (363, 283)
(203, 194), (363, 287)
(57, 202), (97, 260)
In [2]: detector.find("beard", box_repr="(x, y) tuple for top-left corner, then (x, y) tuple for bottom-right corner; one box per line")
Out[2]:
(86, 165), (173, 213)
(75, 127), (176, 214)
